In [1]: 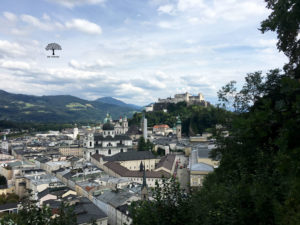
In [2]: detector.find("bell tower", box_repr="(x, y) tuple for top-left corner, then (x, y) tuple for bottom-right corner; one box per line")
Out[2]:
(176, 115), (182, 139)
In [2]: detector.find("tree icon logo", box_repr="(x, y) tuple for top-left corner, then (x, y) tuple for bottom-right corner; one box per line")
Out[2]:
(45, 43), (62, 58)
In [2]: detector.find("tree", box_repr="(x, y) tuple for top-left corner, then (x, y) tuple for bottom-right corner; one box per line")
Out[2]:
(45, 43), (62, 56)
(130, 178), (192, 225)
(0, 175), (7, 186)
(0, 200), (76, 225)
(260, 0), (300, 78)
(137, 137), (147, 151)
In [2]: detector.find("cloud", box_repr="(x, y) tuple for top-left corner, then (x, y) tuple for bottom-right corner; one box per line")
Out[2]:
(157, 0), (268, 23)
(69, 59), (114, 70)
(131, 78), (166, 90)
(65, 19), (102, 34)
(0, 60), (31, 70)
(48, 0), (106, 8)
(0, 40), (26, 57)
(157, 21), (176, 29)
(158, 4), (175, 15)
(20, 14), (63, 31)
(3, 12), (18, 22)
(42, 13), (50, 21)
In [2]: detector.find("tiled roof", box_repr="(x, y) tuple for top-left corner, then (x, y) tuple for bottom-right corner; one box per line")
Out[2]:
(103, 151), (156, 162)
(104, 162), (170, 178)
(155, 154), (176, 171)
(153, 124), (169, 129)
(94, 135), (131, 141)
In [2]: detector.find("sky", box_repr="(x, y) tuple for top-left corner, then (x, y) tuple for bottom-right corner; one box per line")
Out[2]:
(0, 0), (287, 106)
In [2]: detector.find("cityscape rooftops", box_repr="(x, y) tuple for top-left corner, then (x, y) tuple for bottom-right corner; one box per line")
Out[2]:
(103, 151), (156, 162)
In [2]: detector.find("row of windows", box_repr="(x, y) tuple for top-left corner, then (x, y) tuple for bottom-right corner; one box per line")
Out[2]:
(131, 177), (157, 182)
(129, 164), (153, 170)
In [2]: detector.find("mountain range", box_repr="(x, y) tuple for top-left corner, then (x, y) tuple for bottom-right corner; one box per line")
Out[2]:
(0, 90), (141, 123)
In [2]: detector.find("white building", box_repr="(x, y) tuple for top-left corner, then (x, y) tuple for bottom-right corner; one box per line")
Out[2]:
(83, 122), (132, 161)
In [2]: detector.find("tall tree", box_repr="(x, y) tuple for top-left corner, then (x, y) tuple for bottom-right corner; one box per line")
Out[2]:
(130, 178), (191, 225)
(260, 0), (300, 78)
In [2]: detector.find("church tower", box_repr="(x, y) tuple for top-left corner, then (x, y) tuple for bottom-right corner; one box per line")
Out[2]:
(140, 162), (148, 201)
(85, 133), (94, 149)
(73, 124), (79, 140)
(141, 113), (148, 140)
(176, 115), (182, 139)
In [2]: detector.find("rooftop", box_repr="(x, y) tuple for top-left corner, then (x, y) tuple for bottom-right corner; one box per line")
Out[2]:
(103, 151), (156, 162)
(104, 162), (170, 178)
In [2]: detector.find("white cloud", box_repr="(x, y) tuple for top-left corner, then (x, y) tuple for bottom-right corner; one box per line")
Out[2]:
(69, 59), (114, 70)
(20, 14), (63, 31)
(3, 12), (18, 22)
(177, 0), (206, 11)
(158, 4), (175, 15)
(65, 19), (102, 34)
(42, 13), (50, 21)
(0, 60), (31, 70)
(49, 0), (106, 8)
(0, 40), (26, 57)
(157, 21), (176, 29)
(116, 83), (145, 96)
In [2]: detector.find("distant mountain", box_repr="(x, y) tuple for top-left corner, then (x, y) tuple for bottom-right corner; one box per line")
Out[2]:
(96, 97), (141, 110)
(0, 90), (140, 123)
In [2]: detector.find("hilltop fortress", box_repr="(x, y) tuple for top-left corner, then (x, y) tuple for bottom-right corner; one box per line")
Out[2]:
(158, 92), (205, 105)
(150, 92), (209, 111)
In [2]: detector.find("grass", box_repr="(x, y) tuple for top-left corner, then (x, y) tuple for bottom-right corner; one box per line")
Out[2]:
(66, 102), (87, 108)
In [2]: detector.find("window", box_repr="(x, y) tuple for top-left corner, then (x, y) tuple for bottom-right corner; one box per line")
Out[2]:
(120, 149), (123, 153)
(90, 141), (92, 147)
(108, 149), (111, 155)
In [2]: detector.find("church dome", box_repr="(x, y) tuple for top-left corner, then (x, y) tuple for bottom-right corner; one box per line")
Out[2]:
(103, 122), (114, 130)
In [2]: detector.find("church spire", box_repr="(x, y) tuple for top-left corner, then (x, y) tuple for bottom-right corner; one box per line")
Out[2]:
(140, 162), (148, 200)
(142, 164), (147, 188)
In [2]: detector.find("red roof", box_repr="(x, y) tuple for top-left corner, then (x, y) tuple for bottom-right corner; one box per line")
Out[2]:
(85, 186), (94, 191)
(153, 124), (169, 129)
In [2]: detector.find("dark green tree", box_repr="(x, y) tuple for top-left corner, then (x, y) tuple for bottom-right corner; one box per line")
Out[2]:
(0, 175), (7, 186)
(130, 178), (191, 225)
(260, 0), (300, 78)
(137, 137), (147, 151)
(0, 200), (76, 225)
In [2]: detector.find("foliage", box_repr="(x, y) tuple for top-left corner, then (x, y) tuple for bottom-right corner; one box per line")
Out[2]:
(0, 193), (19, 205)
(137, 137), (154, 151)
(193, 67), (300, 225)
(260, 0), (300, 78)
(0, 175), (7, 186)
(0, 200), (76, 225)
(156, 147), (165, 156)
(129, 103), (229, 136)
(130, 178), (192, 225)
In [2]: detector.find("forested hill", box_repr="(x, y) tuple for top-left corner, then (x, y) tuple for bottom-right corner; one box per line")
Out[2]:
(129, 102), (230, 136)
(0, 90), (138, 123)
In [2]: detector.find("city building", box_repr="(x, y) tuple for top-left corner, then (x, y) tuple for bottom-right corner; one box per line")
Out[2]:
(83, 120), (132, 160)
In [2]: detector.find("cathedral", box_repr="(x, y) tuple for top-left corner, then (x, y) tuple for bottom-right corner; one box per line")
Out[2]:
(83, 114), (132, 160)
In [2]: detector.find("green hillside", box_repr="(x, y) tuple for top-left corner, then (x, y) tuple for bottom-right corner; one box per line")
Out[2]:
(0, 90), (138, 123)
(129, 102), (230, 136)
